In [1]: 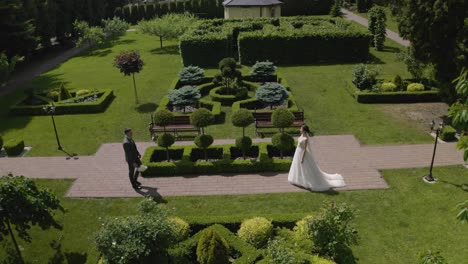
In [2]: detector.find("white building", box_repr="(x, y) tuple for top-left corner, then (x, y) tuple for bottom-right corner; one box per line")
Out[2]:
(223, 0), (283, 19)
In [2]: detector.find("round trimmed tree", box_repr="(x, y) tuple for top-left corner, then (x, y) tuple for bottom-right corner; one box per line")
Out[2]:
(191, 108), (215, 161)
(153, 109), (175, 161)
(271, 109), (295, 159)
(214, 57), (242, 95)
(113, 50), (144, 104)
(167, 85), (201, 113)
(232, 109), (255, 160)
(250, 61), (277, 82)
(256, 83), (289, 110)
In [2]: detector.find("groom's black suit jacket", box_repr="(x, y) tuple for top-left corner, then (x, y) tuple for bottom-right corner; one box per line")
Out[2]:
(123, 136), (140, 164)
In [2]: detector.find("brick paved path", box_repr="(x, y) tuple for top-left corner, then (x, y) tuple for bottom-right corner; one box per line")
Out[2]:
(0, 135), (464, 197)
(342, 8), (410, 47)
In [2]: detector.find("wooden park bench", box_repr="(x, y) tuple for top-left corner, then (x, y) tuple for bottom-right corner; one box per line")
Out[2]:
(253, 110), (305, 135)
(149, 114), (200, 140)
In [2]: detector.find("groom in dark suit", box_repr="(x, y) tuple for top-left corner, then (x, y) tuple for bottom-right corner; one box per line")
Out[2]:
(123, 128), (142, 189)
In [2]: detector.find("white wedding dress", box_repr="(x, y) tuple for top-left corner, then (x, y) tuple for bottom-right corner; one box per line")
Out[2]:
(288, 135), (346, 191)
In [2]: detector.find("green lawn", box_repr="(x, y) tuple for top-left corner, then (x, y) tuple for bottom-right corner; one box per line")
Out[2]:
(1, 166), (466, 263)
(0, 31), (431, 157)
(358, 5), (400, 33)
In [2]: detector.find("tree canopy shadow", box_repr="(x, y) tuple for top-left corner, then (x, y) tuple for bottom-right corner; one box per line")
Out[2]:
(136, 187), (167, 203)
(81, 49), (112, 58)
(150, 45), (180, 55)
(135, 102), (158, 113)
(438, 179), (468, 192)
(48, 239), (88, 264)
(379, 45), (402, 53)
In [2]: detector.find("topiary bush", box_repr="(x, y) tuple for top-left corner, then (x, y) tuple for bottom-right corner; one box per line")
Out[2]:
(272, 133), (295, 159)
(76, 89), (91, 97)
(352, 64), (379, 90)
(237, 217), (273, 249)
(195, 134), (214, 161)
(440, 125), (456, 141)
(196, 229), (230, 264)
(272, 108), (295, 133)
(407, 83), (425, 92)
(3, 139), (25, 156)
(381, 82), (397, 92)
(167, 85), (201, 113)
(157, 133), (175, 162)
(368, 6), (387, 50)
(169, 217), (191, 242)
(393, 75), (403, 91)
(190, 108), (214, 134)
(214, 57), (242, 95)
(235, 136), (253, 160)
(153, 109), (175, 130)
(179, 65), (205, 85)
(250, 61), (277, 82)
(231, 109), (254, 137)
(256, 83), (289, 109)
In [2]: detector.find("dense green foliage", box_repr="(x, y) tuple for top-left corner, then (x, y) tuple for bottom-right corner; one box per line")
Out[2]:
(0, 53), (17, 84)
(272, 109), (295, 131)
(179, 66), (205, 85)
(250, 61), (277, 82)
(169, 217), (191, 242)
(190, 108), (214, 134)
(355, 90), (440, 103)
(352, 64), (379, 90)
(271, 133), (295, 159)
(266, 238), (297, 264)
(101, 16), (130, 38)
(407, 83), (425, 92)
(237, 217), (273, 249)
(256, 83), (289, 109)
(449, 69), (468, 160)
(153, 109), (175, 129)
(330, 0), (343, 17)
(196, 229), (229, 264)
(167, 85), (201, 112)
(368, 6), (387, 50)
(440, 125), (456, 142)
(231, 109), (255, 137)
(419, 250), (447, 264)
(73, 20), (106, 47)
(113, 50), (144, 103)
(380, 82), (397, 92)
(3, 138), (25, 156)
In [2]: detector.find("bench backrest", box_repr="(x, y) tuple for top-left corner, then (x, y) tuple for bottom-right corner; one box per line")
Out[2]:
(172, 115), (191, 125)
(253, 110), (304, 121)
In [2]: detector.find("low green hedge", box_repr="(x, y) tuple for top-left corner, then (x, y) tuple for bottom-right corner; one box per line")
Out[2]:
(10, 89), (114, 115)
(354, 90), (441, 103)
(232, 95), (300, 113)
(4, 139), (25, 156)
(141, 143), (292, 177)
(209, 86), (249, 106)
(440, 125), (456, 141)
(156, 97), (222, 123)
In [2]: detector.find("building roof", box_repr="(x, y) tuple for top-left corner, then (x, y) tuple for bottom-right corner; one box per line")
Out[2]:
(223, 0), (283, 7)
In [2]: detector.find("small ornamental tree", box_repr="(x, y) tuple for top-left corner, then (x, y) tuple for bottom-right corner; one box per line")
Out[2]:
(153, 109), (175, 161)
(191, 108), (215, 161)
(167, 85), (201, 112)
(214, 57), (242, 95)
(196, 229), (229, 264)
(113, 50), (144, 104)
(352, 64), (379, 90)
(368, 6), (387, 51)
(330, 0), (342, 17)
(101, 16), (130, 38)
(73, 20), (106, 47)
(256, 83), (289, 109)
(232, 109), (255, 159)
(179, 65), (205, 85)
(271, 109), (295, 159)
(250, 61), (277, 81)
(58, 83), (71, 100)
(0, 175), (64, 262)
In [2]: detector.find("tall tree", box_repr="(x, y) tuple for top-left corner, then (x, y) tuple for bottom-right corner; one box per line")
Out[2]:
(0, 0), (37, 57)
(113, 50), (144, 104)
(395, 0), (467, 82)
(0, 175), (64, 263)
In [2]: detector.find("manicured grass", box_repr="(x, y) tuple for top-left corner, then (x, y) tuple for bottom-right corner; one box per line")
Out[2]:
(358, 5), (400, 33)
(1, 166), (466, 263)
(0, 30), (430, 157)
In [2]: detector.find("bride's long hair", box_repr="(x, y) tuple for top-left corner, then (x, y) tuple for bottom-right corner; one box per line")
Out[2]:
(301, 125), (311, 137)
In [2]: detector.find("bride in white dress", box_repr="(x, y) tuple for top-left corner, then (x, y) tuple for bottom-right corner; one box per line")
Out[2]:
(288, 125), (346, 191)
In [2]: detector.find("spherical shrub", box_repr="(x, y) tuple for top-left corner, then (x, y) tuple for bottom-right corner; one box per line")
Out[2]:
(157, 133), (175, 148)
(231, 109), (254, 128)
(238, 217), (273, 248)
(179, 65), (205, 85)
(190, 108), (214, 129)
(272, 133), (295, 153)
(407, 82), (425, 92)
(195, 134), (214, 149)
(256, 83), (289, 107)
(154, 109), (174, 127)
(272, 109), (295, 129)
(218, 57), (237, 71)
(197, 229), (229, 264)
(250, 61), (277, 81)
(380, 82), (397, 92)
(47, 90), (60, 101)
(236, 136), (252, 152)
(167, 85), (201, 109)
(169, 217), (190, 242)
(76, 89), (91, 97)
(3, 139), (24, 156)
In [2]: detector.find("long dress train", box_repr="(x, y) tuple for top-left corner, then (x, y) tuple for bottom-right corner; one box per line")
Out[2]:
(288, 135), (345, 191)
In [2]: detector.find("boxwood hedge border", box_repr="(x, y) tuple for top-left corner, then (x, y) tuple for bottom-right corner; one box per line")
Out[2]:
(354, 90), (441, 103)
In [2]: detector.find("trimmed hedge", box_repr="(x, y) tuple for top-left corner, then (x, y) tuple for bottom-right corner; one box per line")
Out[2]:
(180, 17), (371, 66)
(10, 89), (114, 115)
(440, 125), (456, 142)
(156, 96), (222, 123)
(141, 143), (292, 177)
(209, 86), (249, 106)
(232, 96), (300, 113)
(354, 90), (441, 103)
(4, 139), (25, 156)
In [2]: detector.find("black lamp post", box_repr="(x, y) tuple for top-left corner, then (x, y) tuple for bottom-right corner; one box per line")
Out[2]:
(424, 120), (444, 183)
(43, 104), (63, 151)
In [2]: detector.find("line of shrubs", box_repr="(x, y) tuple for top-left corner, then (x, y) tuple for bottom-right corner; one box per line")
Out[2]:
(10, 89), (114, 115)
(141, 143), (293, 177)
(0, 136), (25, 157)
(232, 95), (300, 113)
(355, 90), (441, 103)
(180, 17), (371, 66)
(116, 0), (333, 24)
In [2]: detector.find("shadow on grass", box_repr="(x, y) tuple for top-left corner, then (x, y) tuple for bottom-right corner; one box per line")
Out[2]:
(150, 45), (180, 55)
(135, 102), (158, 113)
(0, 244), (32, 264)
(438, 179), (468, 192)
(136, 186), (167, 203)
(379, 45), (402, 53)
(82, 49), (112, 57)
(49, 239), (87, 264)
(365, 53), (386, 65)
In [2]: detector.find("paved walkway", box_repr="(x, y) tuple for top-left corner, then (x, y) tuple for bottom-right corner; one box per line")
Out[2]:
(342, 8), (410, 47)
(0, 135), (464, 198)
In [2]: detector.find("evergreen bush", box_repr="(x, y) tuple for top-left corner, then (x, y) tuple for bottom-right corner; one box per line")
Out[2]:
(3, 139), (24, 156)
(368, 6), (387, 50)
(167, 85), (201, 112)
(169, 217), (191, 242)
(179, 66), (205, 85)
(250, 61), (277, 81)
(266, 238), (297, 264)
(235, 136), (253, 160)
(194, 135), (214, 161)
(157, 134), (175, 162)
(330, 0), (342, 17)
(272, 109), (295, 132)
(196, 229), (230, 264)
(272, 133), (295, 159)
(76, 89), (91, 97)
(58, 83), (72, 100)
(256, 83), (289, 109)
(153, 109), (175, 130)
(393, 75), (403, 90)
(231, 109), (254, 137)
(190, 108), (214, 134)
(237, 217), (273, 248)
(381, 82), (397, 92)
(407, 83), (425, 92)
(440, 125), (456, 141)
(352, 64), (379, 90)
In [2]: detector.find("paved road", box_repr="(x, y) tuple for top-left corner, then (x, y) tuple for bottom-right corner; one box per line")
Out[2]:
(0, 136), (464, 198)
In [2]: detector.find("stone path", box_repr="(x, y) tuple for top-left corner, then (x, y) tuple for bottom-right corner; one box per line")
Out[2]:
(342, 8), (410, 47)
(0, 135), (464, 198)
